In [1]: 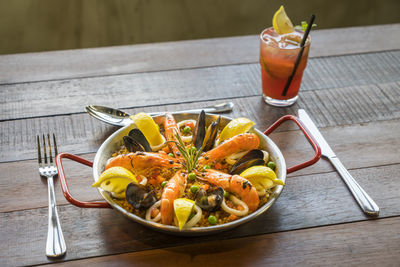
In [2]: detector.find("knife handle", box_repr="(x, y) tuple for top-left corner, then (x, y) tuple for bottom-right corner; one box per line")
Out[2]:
(329, 156), (379, 216)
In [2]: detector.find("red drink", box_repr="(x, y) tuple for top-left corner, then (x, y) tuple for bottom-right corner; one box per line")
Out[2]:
(260, 27), (310, 106)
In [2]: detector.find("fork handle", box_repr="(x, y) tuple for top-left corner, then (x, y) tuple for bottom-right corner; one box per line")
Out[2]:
(46, 176), (67, 257)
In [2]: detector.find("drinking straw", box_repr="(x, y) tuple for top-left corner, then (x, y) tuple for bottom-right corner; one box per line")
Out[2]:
(281, 14), (315, 97)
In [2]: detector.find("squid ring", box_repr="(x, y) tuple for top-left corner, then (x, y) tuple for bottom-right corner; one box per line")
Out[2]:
(145, 200), (161, 222)
(221, 195), (249, 217)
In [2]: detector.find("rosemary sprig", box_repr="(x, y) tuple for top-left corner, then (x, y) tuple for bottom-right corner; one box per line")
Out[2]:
(168, 133), (202, 172)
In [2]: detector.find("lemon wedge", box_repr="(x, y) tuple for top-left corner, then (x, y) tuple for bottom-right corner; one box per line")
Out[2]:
(240, 165), (284, 191)
(174, 198), (195, 230)
(272, 5), (294, 34)
(92, 167), (138, 198)
(218, 118), (255, 144)
(130, 112), (164, 146)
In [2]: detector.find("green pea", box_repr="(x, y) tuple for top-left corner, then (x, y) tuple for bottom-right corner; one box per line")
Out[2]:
(224, 190), (230, 198)
(267, 161), (276, 170)
(161, 181), (167, 187)
(208, 215), (217, 225)
(183, 126), (191, 134)
(190, 185), (199, 194)
(168, 153), (174, 158)
(188, 172), (196, 182)
(203, 165), (211, 171)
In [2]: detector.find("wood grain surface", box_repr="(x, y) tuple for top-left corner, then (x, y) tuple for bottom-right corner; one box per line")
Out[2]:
(1, 81), (399, 163)
(1, 119), (399, 213)
(0, 24), (399, 84)
(1, 163), (399, 266)
(0, 50), (399, 121)
(51, 217), (400, 267)
(1, 25), (399, 266)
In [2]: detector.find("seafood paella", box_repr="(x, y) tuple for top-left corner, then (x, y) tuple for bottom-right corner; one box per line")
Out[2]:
(92, 111), (284, 230)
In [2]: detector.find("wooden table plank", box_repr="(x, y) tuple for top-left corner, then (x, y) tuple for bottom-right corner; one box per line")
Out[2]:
(2, 119), (399, 212)
(1, 50), (399, 121)
(1, 82), (399, 163)
(50, 217), (400, 267)
(0, 24), (399, 85)
(1, 162), (399, 266)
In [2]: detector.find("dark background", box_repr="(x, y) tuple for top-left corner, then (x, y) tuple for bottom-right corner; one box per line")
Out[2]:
(1, 0), (399, 54)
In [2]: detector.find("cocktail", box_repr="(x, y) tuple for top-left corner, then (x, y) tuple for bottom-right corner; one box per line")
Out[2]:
(260, 6), (312, 107)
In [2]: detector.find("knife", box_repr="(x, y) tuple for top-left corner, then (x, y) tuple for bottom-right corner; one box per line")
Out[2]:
(298, 109), (379, 216)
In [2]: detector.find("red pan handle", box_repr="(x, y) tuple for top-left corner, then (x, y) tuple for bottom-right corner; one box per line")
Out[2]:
(55, 153), (112, 208)
(264, 115), (321, 174)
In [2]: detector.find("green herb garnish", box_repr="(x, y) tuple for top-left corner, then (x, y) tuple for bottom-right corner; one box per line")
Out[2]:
(168, 133), (202, 173)
(294, 21), (317, 31)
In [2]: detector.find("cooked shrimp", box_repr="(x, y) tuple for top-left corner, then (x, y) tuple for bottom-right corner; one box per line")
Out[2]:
(105, 152), (181, 175)
(198, 133), (260, 166)
(164, 113), (183, 157)
(160, 170), (187, 225)
(197, 169), (259, 211)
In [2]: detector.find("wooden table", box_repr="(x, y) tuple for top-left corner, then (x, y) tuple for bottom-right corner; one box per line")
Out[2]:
(1, 24), (400, 266)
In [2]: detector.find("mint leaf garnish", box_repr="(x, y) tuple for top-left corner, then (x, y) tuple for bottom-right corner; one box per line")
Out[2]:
(295, 21), (317, 31)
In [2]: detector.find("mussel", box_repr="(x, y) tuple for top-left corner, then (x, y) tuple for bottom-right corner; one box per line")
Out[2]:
(125, 183), (157, 209)
(192, 110), (221, 152)
(123, 128), (152, 152)
(229, 149), (268, 175)
(202, 116), (221, 151)
(192, 110), (206, 150)
(194, 187), (224, 211)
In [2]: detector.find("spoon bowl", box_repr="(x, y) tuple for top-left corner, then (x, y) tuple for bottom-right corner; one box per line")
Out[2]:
(85, 102), (234, 127)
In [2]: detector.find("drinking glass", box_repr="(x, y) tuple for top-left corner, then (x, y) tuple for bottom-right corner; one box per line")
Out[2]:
(260, 27), (311, 107)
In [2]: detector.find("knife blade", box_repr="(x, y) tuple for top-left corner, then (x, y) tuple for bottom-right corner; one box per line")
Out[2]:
(298, 109), (379, 216)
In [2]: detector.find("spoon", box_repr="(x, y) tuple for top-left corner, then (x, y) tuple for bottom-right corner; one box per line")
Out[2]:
(85, 102), (234, 127)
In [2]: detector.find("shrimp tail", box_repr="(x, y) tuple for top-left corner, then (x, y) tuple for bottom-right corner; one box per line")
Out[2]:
(164, 113), (183, 158)
(197, 169), (259, 211)
(160, 170), (187, 225)
(198, 133), (260, 166)
(105, 152), (181, 174)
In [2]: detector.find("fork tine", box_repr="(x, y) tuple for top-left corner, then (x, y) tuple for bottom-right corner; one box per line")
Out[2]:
(53, 133), (58, 156)
(47, 134), (53, 164)
(42, 134), (48, 165)
(37, 135), (42, 165)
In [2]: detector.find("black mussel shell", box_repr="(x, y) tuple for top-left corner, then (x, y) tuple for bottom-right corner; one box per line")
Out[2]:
(123, 136), (144, 152)
(192, 110), (206, 150)
(237, 149), (264, 163)
(126, 183), (157, 209)
(230, 158), (265, 175)
(202, 116), (221, 152)
(229, 149), (266, 175)
(195, 187), (224, 211)
(128, 129), (152, 152)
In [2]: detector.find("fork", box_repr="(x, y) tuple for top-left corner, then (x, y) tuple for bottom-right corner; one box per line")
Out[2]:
(37, 134), (66, 257)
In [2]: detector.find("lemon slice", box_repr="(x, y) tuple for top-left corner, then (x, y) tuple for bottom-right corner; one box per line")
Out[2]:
(92, 167), (138, 198)
(218, 118), (255, 144)
(174, 198), (195, 230)
(130, 112), (164, 146)
(240, 165), (284, 191)
(272, 5), (294, 34)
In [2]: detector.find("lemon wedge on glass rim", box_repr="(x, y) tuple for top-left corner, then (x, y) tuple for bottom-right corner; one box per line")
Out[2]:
(218, 117), (255, 144)
(240, 166), (284, 193)
(273, 5), (294, 34)
(92, 166), (137, 199)
(129, 112), (164, 147)
(174, 198), (195, 230)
